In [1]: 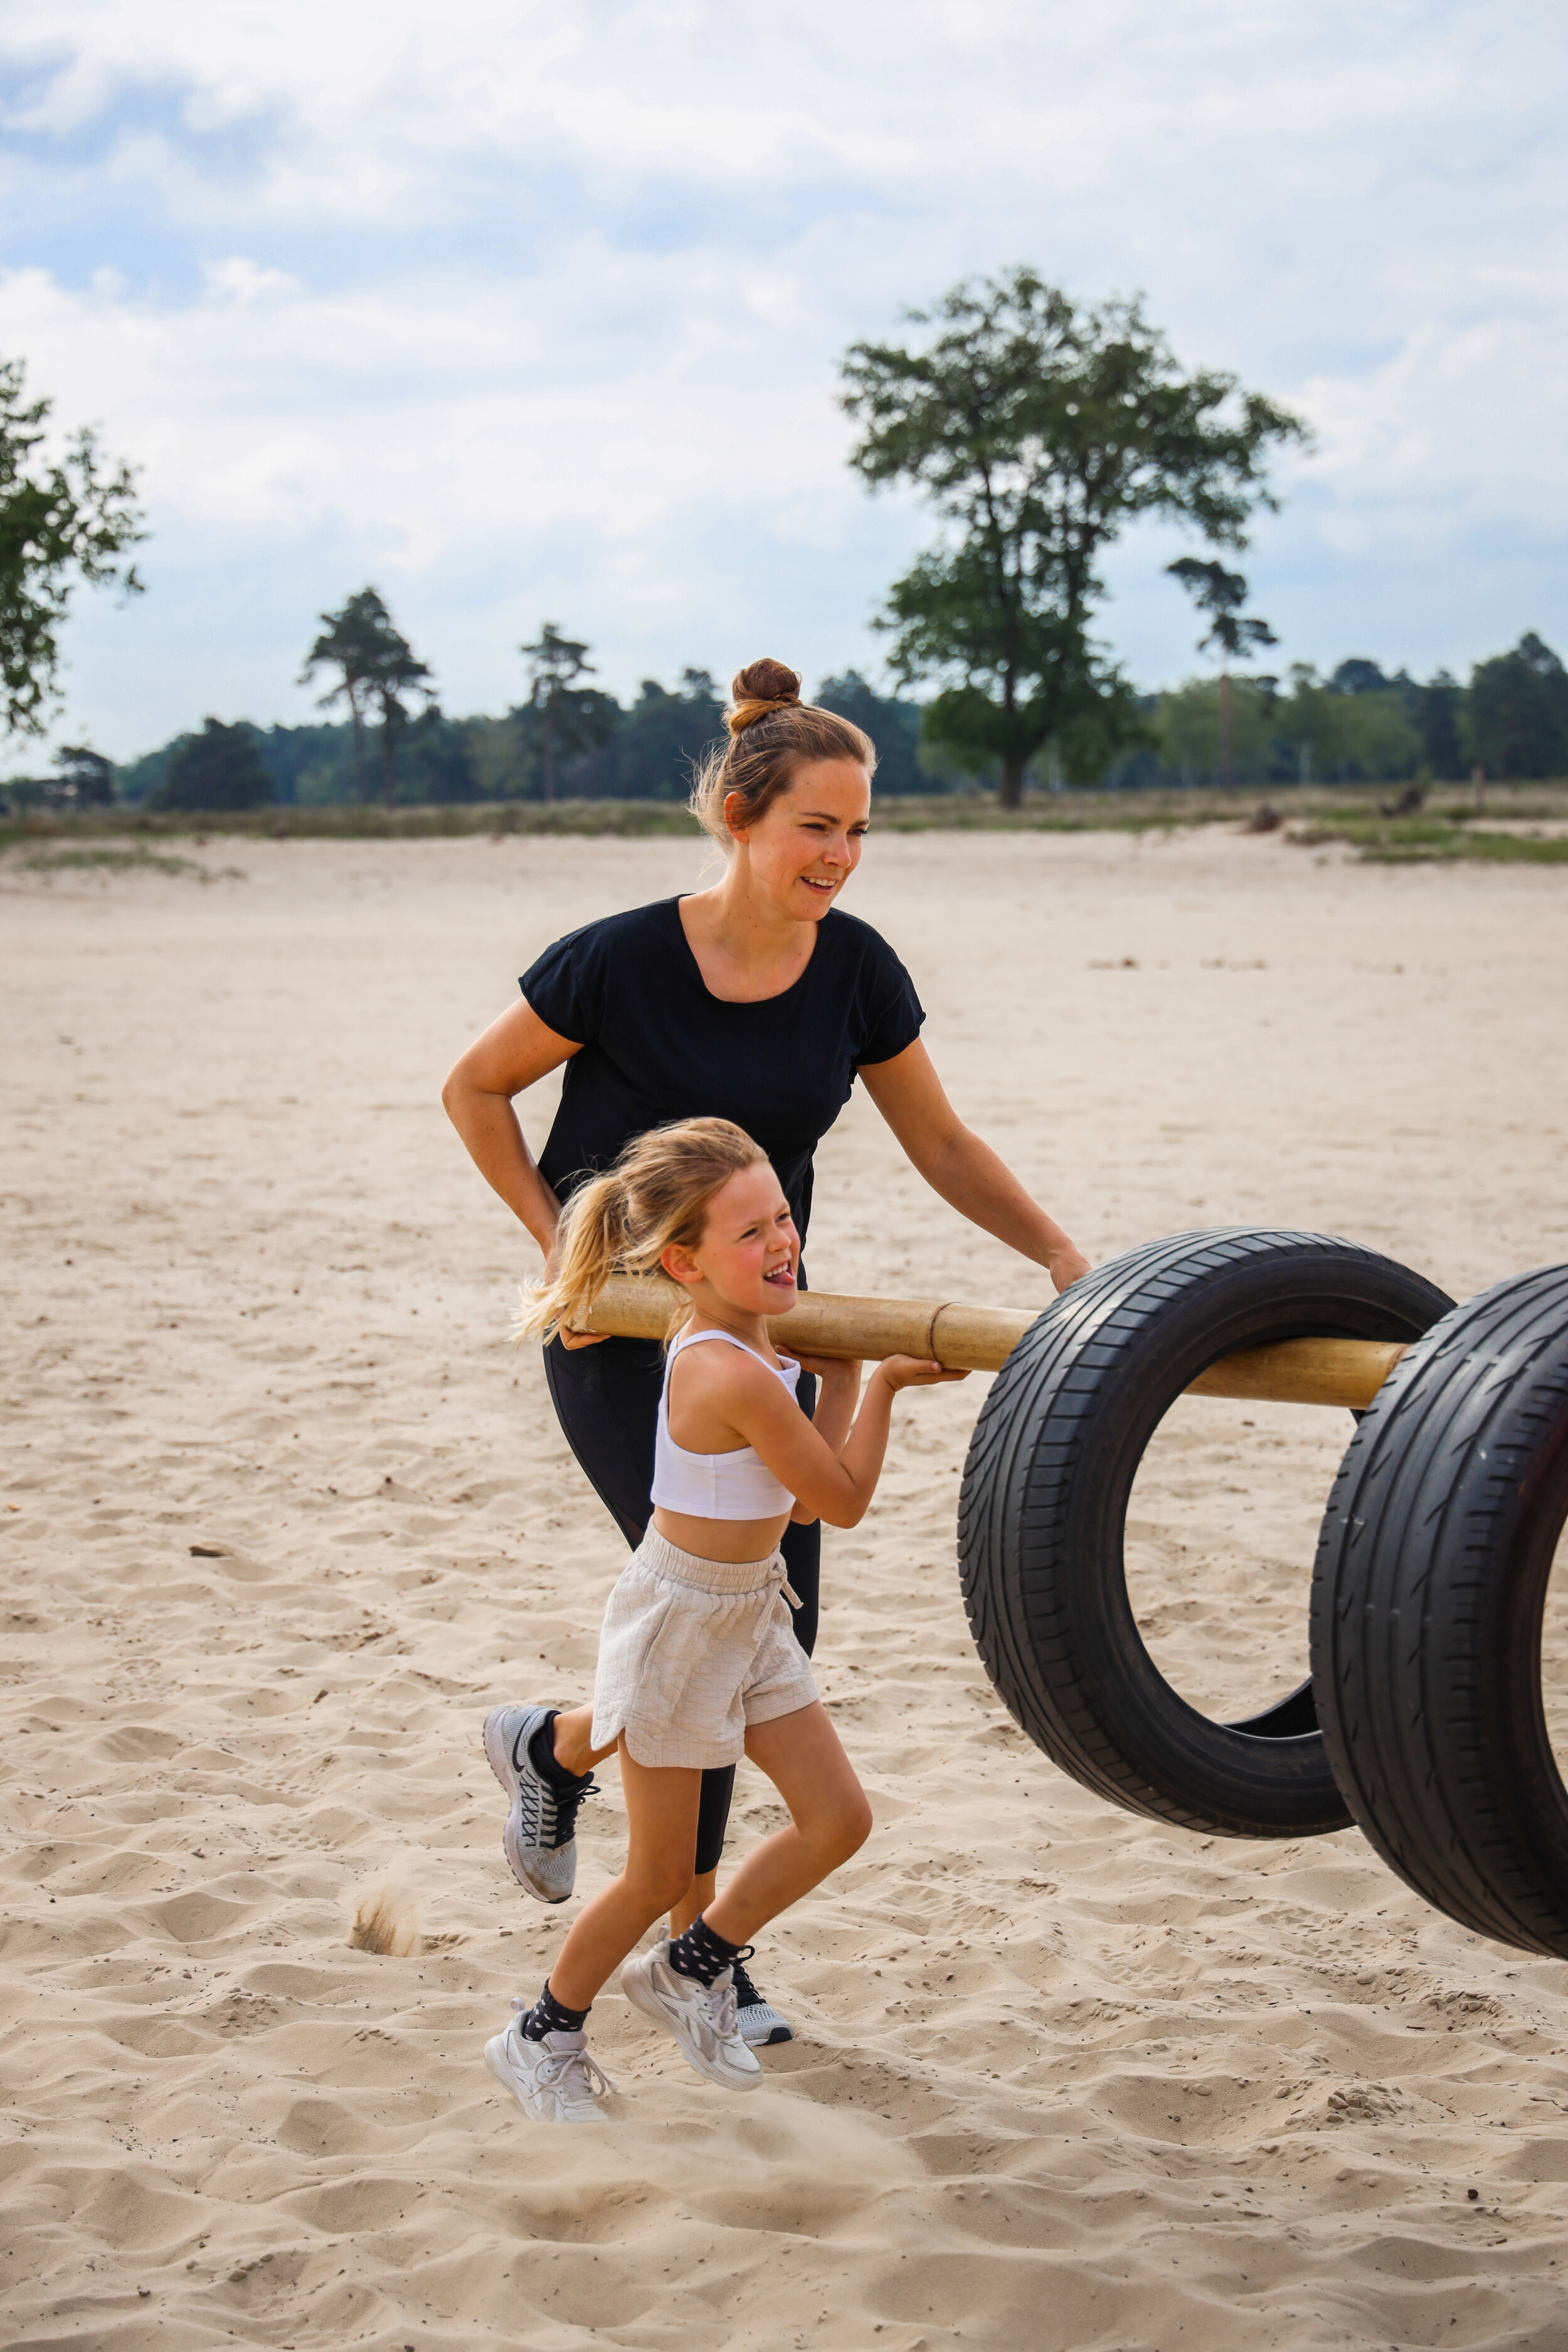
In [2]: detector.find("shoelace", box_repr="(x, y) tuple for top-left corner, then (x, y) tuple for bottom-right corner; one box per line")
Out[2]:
(728, 1949), (764, 2011)
(512, 1733), (598, 1851)
(547, 1770), (598, 1848)
(537, 2043), (615, 2100)
(508, 2002), (617, 2098)
(706, 1975), (739, 2040)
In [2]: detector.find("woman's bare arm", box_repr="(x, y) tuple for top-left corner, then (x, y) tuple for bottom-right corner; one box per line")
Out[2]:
(859, 1039), (1089, 1291)
(440, 998), (580, 1257)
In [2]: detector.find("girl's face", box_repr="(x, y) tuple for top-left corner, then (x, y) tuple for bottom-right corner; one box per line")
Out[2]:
(724, 758), (871, 924)
(662, 1161), (799, 1318)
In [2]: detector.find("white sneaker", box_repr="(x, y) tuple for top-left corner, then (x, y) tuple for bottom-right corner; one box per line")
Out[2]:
(620, 1937), (763, 2090)
(484, 2006), (614, 2124)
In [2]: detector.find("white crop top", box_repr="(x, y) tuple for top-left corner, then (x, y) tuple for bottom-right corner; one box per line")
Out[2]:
(650, 1329), (802, 1520)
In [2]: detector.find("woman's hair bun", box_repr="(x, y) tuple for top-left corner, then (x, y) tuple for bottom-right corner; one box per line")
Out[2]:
(727, 657), (802, 736)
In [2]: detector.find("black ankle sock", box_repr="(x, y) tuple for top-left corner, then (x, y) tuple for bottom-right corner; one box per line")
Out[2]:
(520, 1981), (590, 2040)
(526, 1712), (588, 1791)
(667, 1914), (744, 1988)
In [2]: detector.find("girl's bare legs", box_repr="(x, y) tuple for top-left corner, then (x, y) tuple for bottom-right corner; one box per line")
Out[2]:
(669, 1870), (717, 1936)
(550, 1703), (617, 1777)
(547, 1703), (867, 1942)
(702, 1703), (871, 1949)
(546, 1747), (701, 2013)
(546, 1707), (711, 1934)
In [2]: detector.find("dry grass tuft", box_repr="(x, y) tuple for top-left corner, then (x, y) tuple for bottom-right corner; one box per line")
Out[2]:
(348, 1880), (421, 1957)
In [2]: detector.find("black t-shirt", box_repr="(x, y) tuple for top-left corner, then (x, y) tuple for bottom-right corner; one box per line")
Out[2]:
(520, 896), (924, 1243)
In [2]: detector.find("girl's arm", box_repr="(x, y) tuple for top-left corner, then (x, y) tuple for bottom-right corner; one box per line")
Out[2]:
(717, 1352), (964, 1531)
(858, 1039), (1089, 1291)
(787, 1356), (863, 1525)
(441, 999), (579, 1256)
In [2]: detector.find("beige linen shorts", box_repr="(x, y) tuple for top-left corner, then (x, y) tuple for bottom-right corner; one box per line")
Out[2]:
(590, 1528), (819, 1770)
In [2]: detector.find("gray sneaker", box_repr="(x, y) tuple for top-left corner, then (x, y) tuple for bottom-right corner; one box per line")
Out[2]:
(732, 1953), (794, 2047)
(485, 2005), (613, 2124)
(620, 1936), (763, 2090)
(482, 1703), (597, 1905)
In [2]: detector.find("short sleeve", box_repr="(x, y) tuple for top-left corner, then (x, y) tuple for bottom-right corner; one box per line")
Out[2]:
(855, 933), (924, 1067)
(519, 923), (605, 1046)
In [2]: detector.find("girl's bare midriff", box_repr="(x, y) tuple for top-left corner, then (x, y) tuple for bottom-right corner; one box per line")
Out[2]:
(652, 1502), (793, 1564)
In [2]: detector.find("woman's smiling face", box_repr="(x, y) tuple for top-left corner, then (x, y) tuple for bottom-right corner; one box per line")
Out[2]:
(725, 757), (871, 923)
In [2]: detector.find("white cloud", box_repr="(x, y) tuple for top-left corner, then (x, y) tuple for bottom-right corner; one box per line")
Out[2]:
(2, 0), (1566, 756)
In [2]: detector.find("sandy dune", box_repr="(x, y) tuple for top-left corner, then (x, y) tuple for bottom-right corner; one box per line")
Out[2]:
(3, 825), (1567, 2350)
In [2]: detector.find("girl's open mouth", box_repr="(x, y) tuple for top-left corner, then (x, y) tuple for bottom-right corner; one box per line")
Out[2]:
(763, 1265), (797, 1290)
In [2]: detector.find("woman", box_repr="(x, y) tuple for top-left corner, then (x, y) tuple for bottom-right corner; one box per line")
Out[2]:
(443, 657), (1088, 2045)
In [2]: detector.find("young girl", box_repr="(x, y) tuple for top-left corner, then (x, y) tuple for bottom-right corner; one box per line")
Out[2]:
(484, 1116), (963, 2124)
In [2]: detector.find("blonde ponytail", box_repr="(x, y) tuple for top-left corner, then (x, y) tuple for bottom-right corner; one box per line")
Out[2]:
(514, 1116), (768, 1348)
(514, 1167), (629, 1347)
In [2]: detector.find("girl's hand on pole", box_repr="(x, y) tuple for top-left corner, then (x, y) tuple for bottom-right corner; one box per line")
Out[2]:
(877, 1356), (970, 1391)
(544, 1221), (608, 1349)
(790, 1352), (862, 1384)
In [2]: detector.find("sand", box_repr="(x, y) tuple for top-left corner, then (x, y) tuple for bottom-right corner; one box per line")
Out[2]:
(3, 824), (1567, 2351)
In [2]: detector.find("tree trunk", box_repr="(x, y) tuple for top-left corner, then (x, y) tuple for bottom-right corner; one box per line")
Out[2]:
(381, 713), (398, 808)
(350, 702), (368, 802)
(1219, 669), (1234, 792)
(998, 753), (1026, 809)
(541, 704), (556, 802)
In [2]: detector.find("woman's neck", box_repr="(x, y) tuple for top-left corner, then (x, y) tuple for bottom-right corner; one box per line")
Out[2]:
(680, 864), (816, 1002)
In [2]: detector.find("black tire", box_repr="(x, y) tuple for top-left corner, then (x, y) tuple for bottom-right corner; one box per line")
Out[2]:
(957, 1228), (1453, 1838)
(1310, 1263), (1568, 1954)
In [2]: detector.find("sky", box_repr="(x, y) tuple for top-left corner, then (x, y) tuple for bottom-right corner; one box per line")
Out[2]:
(3, 0), (1567, 764)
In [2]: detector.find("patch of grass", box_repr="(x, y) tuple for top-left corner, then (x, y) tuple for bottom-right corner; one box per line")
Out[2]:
(1291, 813), (1568, 864)
(16, 845), (245, 881)
(869, 797), (1186, 834)
(4, 779), (1567, 849)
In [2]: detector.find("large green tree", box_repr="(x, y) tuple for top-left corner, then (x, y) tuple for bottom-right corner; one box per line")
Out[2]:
(841, 269), (1306, 804)
(301, 587), (433, 804)
(520, 623), (617, 800)
(0, 355), (145, 737)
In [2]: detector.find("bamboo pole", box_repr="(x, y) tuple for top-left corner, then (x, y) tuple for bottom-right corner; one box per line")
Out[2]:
(1185, 1337), (1406, 1411)
(578, 1274), (1407, 1408)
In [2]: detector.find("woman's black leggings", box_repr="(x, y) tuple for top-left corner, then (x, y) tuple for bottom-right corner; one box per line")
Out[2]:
(543, 1334), (820, 1875)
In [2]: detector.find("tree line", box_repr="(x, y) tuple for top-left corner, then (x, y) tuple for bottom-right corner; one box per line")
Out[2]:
(98, 642), (940, 812)
(4, 271), (1568, 813)
(82, 624), (1560, 815)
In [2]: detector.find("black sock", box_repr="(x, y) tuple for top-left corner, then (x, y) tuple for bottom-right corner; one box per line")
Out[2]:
(667, 1914), (744, 1988)
(526, 1712), (589, 1791)
(519, 1981), (590, 2040)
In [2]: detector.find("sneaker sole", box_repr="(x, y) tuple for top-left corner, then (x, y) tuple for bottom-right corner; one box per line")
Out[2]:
(738, 2010), (794, 2048)
(482, 1705), (573, 1905)
(621, 1959), (763, 2091)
